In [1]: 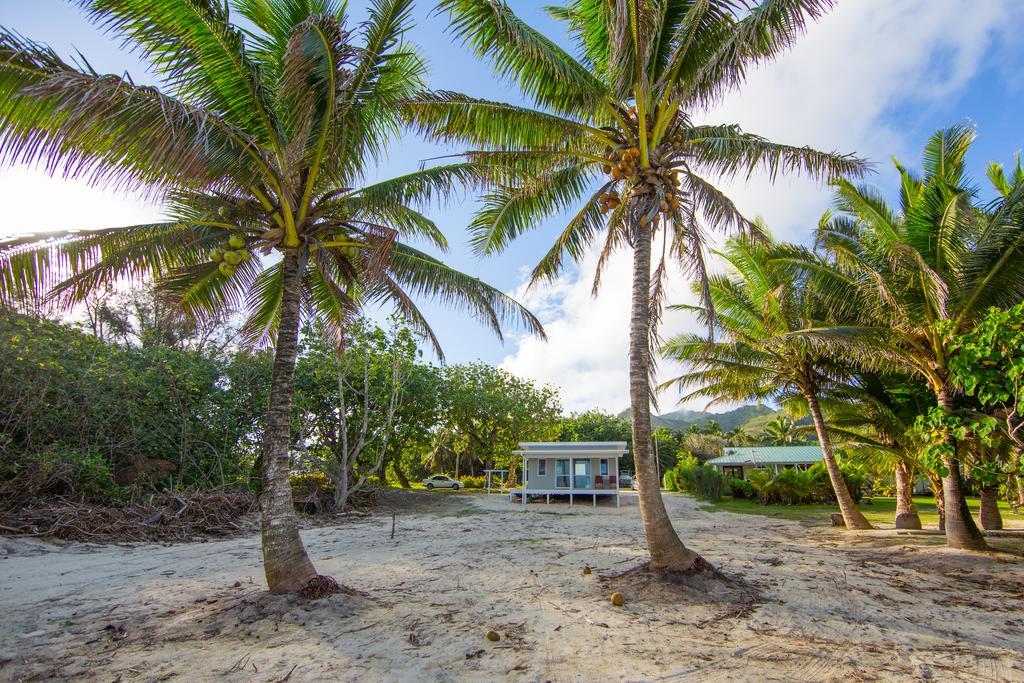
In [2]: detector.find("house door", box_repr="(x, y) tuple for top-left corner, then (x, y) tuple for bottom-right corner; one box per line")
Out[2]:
(555, 459), (570, 488)
(573, 459), (592, 489)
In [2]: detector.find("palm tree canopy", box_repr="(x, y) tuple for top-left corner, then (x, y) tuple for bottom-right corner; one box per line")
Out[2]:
(659, 233), (851, 407)
(0, 0), (543, 356)
(403, 0), (867, 314)
(808, 124), (1024, 385)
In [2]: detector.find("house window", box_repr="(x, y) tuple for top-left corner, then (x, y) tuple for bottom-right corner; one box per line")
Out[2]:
(600, 459), (608, 475)
(555, 459), (570, 488)
(537, 459), (547, 476)
(722, 465), (744, 480)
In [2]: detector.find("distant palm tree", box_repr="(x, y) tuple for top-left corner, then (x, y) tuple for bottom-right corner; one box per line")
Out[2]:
(661, 235), (872, 529)
(812, 125), (1024, 549)
(0, 0), (542, 592)
(761, 415), (799, 445)
(407, 0), (866, 572)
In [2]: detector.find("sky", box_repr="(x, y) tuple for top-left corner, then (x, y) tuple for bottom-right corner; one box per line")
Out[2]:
(2, 1), (1023, 414)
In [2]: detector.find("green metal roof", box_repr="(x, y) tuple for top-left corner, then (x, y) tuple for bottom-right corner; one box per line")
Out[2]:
(706, 445), (823, 466)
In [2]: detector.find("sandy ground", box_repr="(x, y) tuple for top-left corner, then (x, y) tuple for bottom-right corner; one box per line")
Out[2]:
(2, 491), (1023, 682)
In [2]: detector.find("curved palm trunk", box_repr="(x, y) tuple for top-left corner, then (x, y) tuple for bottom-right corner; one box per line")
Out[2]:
(260, 250), (318, 593)
(936, 391), (987, 550)
(630, 226), (699, 572)
(978, 486), (1003, 531)
(802, 387), (872, 529)
(894, 460), (922, 530)
(392, 461), (411, 489)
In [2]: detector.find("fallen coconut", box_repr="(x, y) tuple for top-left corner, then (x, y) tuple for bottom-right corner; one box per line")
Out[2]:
(582, 566), (592, 576)
(485, 630), (500, 642)
(610, 592), (624, 607)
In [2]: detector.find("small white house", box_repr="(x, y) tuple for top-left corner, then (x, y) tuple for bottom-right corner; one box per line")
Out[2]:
(509, 441), (627, 507)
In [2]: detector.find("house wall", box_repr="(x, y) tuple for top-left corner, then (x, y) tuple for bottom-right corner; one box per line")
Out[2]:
(525, 456), (619, 490)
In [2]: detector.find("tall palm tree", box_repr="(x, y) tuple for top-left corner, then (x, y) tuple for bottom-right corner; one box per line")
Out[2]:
(404, 0), (866, 572)
(813, 125), (1024, 549)
(661, 235), (872, 529)
(0, 0), (542, 593)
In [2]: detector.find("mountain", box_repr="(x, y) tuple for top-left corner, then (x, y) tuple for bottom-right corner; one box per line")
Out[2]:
(618, 404), (776, 433)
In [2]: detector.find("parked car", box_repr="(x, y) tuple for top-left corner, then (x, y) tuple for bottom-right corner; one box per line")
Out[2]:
(620, 474), (634, 489)
(422, 474), (462, 490)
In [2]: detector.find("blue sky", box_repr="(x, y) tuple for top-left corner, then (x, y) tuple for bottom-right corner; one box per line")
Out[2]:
(2, 1), (1023, 412)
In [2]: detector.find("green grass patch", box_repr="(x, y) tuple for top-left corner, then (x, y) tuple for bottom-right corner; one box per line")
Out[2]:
(699, 495), (1024, 528)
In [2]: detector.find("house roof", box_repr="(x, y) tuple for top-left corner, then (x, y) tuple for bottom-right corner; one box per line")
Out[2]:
(514, 441), (628, 456)
(706, 445), (823, 466)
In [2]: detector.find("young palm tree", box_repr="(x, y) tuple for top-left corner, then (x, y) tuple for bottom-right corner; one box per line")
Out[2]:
(813, 125), (1024, 549)
(0, 0), (542, 593)
(404, 0), (866, 572)
(661, 235), (872, 529)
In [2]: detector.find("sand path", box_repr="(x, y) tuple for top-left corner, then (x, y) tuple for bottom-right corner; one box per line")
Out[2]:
(2, 491), (1022, 682)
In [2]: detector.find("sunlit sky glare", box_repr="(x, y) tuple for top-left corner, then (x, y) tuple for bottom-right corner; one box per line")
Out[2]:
(2, 1), (1023, 413)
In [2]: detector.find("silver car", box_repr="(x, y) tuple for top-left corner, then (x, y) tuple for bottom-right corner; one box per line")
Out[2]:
(422, 474), (463, 490)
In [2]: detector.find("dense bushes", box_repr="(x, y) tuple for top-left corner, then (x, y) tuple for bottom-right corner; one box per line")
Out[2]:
(743, 462), (866, 505)
(459, 475), (487, 489)
(662, 455), (727, 502)
(1, 313), (270, 506)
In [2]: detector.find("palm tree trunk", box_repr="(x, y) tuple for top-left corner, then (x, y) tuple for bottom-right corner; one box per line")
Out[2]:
(894, 460), (922, 530)
(629, 225), (699, 572)
(392, 461), (411, 489)
(978, 485), (1003, 530)
(260, 250), (318, 593)
(935, 391), (988, 550)
(928, 471), (946, 531)
(802, 387), (872, 529)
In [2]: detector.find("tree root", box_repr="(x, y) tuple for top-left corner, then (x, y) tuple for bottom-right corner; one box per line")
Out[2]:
(298, 575), (359, 600)
(601, 558), (760, 607)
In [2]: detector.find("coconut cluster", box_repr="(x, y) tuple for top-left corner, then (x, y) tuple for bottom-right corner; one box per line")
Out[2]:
(599, 114), (684, 221)
(209, 234), (251, 276)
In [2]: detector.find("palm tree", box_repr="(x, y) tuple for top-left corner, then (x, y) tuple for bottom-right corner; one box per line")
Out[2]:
(404, 0), (866, 572)
(813, 125), (1024, 549)
(661, 235), (872, 529)
(762, 415), (799, 445)
(0, 0), (542, 593)
(813, 373), (933, 529)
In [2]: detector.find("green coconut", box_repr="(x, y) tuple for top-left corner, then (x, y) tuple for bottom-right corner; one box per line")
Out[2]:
(209, 247), (225, 262)
(228, 234), (246, 249)
(222, 250), (243, 265)
(218, 206), (231, 219)
(218, 262), (237, 277)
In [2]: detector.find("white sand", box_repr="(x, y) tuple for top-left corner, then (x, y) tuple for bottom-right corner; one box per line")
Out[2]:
(2, 491), (1023, 682)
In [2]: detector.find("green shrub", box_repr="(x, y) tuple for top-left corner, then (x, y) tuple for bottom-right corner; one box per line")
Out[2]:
(0, 447), (126, 510)
(460, 475), (487, 489)
(729, 477), (755, 499)
(662, 469), (679, 492)
(690, 464), (726, 502)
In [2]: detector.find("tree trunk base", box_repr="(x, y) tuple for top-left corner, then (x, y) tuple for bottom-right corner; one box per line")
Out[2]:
(602, 558), (758, 608)
(894, 512), (923, 530)
(298, 574), (359, 600)
(979, 487), (1003, 531)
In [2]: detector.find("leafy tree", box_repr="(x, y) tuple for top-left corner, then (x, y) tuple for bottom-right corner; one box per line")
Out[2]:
(293, 317), (428, 509)
(432, 362), (562, 480)
(813, 125), (1024, 549)
(408, 0), (865, 572)
(661, 235), (872, 529)
(0, 0), (542, 592)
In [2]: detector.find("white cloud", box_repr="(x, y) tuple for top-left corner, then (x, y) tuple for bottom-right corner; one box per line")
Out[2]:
(501, 0), (1022, 414)
(0, 167), (163, 237)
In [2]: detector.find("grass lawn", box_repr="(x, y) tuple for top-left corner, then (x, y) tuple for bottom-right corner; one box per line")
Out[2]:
(698, 494), (1024, 528)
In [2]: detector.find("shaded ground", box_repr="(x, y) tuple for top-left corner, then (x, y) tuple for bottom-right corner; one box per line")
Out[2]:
(2, 490), (1023, 681)
(701, 494), (1024, 531)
